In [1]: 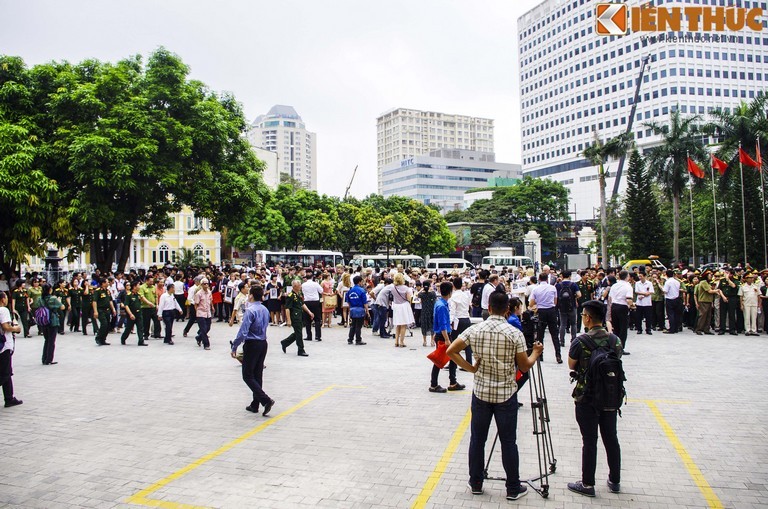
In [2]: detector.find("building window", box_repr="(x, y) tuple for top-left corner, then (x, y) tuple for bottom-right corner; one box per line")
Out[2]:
(193, 244), (205, 259)
(158, 244), (170, 264)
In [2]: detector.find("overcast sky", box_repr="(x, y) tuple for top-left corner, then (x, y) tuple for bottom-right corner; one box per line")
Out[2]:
(1, 0), (543, 198)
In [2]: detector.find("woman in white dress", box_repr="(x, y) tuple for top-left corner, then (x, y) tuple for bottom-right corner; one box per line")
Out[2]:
(391, 273), (414, 348)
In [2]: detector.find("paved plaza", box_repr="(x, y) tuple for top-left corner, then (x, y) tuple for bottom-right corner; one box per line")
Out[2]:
(1, 319), (767, 509)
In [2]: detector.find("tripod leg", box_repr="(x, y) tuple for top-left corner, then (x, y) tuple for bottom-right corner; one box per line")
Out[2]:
(536, 360), (558, 473)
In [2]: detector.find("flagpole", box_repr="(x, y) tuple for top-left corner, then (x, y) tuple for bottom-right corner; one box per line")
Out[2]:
(739, 142), (748, 266)
(758, 138), (767, 269)
(710, 153), (720, 263)
(687, 152), (695, 267)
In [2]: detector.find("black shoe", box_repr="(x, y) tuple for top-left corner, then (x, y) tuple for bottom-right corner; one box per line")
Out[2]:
(348, 341), (353, 345)
(607, 479), (621, 493)
(197, 339), (202, 346)
(568, 481), (596, 497)
(262, 399), (275, 416)
(718, 332), (726, 335)
(447, 383), (465, 391)
(637, 331), (643, 335)
(379, 334), (392, 339)
(165, 341), (174, 345)
(305, 338), (312, 343)
(556, 357), (563, 364)
(467, 482), (483, 495)
(298, 351), (309, 357)
(560, 340), (565, 347)
(138, 342), (148, 346)
(356, 341), (367, 345)
(696, 331), (703, 335)
(429, 385), (447, 393)
(121, 339), (126, 345)
(4, 397), (23, 408)
(646, 331), (653, 335)
(730, 332), (738, 336)
(315, 338), (322, 342)
(506, 485), (528, 500)
(281, 342), (287, 354)
(623, 351), (630, 355)
(48, 361), (58, 365)
(518, 402), (524, 408)
(245, 404), (259, 413)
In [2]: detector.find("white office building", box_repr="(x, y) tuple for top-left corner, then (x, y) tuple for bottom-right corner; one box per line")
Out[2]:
(376, 108), (495, 192)
(380, 148), (522, 212)
(249, 105), (317, 190)
(518, 0), (768, 220)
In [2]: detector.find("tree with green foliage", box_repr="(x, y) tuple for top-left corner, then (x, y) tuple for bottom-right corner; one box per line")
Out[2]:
(623, 149), (668, 259)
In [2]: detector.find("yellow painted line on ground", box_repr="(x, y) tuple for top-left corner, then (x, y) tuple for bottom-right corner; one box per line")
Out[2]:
(646, 401), (724, 509)
(127, 385), (364, 509)
(411, 408), (472, 509)
(628, 398), (691, 405)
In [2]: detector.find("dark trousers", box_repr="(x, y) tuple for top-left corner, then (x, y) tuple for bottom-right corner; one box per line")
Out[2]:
(241, 340), (270, 408)
(42, 324), (57, 364)
(666, 298), (682, 333)
(469, 393), (521, 491)
(304, 300), (322, 340)
(57, 309), (66, 334)
(610, 304), (629, 348)
(81, 306), (92, 335)
(162, 310), (176, 343)
(559, 309), (578, 345)
(652, 300), (666, 330)
(142, 308), (161, 339)
(635, 305), (653, 333)
(17, 308), (30, 337)
(183, 306), (197, 334)
(536, 307), (560, 358)
(348, 316), (364, 343)
(95, 310), (110, 344)
(430, 340), (457, 387)
(281, 320), (306, 353)
(575, 403), (621, 486)
(197, 316), (211, 347)
(695, 302), (713, 333)
(175, 296), (186, 321)
(451, 317), (472, 363)
(370, 303), (381, 332)
(720, 298), (738, 333)
(121, 314), (145, 344)
(471, 306), (482, 318)
(375, 305), (390, 336)
(69, 307), (81, 332)
(0, 349), (14, 402)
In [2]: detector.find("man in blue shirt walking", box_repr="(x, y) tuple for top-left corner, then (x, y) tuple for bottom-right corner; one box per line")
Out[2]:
(345, 275), (368, 345)
(430, 281), (465, 393)
(231, 286), (275, 417)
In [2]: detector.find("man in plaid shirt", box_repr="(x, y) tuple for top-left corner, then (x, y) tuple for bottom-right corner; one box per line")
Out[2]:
(448, 291), (543, 501)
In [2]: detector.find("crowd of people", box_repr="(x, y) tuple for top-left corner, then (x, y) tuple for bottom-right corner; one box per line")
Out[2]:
(1, 257), (766, 500)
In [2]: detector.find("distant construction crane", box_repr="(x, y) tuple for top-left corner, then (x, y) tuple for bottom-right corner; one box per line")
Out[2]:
(343, 165), (358, 201)
(611, 54), (651, 199)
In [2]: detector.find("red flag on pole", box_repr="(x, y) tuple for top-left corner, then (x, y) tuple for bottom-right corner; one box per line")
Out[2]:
(712, 155), (728, 175)
(687, 157), (704, 178)
(739, 147), (760, 168)
(756, 141), (763, 171)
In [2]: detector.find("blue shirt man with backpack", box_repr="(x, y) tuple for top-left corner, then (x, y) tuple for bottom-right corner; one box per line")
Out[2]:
(568, 299), (624, 498)
(345, 276), (368, 345)
(555, 270), (581, 348)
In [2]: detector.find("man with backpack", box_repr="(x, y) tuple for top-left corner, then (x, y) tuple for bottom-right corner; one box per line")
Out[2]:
(568, 300), (624, 498)
(555, 270), (581, 348)
(345, 275), (368, 345)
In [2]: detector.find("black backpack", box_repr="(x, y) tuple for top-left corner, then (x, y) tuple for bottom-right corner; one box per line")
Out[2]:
(579, 334), (626, 414)
(558, 283), (574, 312)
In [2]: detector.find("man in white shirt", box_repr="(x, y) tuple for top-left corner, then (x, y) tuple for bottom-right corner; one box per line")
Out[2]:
(301, 273), (324, 342)
(480, 274), (499, 320)
(740, 273), (761, 336)
(529, 273), (561, 363)
(182, 276), (202, 337)
(633, 271), (654, 335)
(662, 269), (682, 334)
(608, 270), (635, 354)
(449, 276), (473, 364)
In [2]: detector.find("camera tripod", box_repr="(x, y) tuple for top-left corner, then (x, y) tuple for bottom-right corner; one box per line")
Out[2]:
(483, 357), (557, 498)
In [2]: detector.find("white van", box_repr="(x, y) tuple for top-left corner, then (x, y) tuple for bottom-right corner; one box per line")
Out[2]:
(480, 255), (534, 271)
(425, 258), (475, 272)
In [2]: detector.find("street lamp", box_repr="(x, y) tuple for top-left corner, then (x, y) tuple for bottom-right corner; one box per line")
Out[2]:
(249, 243), (255, 267)
(383, 222), (393, 268)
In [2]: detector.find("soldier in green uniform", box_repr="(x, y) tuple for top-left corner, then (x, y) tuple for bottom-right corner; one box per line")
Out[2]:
(11, 280), (31, 338)
(93, 278), (115, 346)
(650, 271), (666, 331)
(81, 280), (93, 335)
(280, 279), (313, 357)
(120, 282), (147, 346)
(68, 280), (83, 332)
(717, 268), (741, 335)
(53, 280), (69, 335)
(27, 279), (42, 335)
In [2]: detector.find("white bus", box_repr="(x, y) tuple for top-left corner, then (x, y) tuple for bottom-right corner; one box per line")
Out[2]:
(425, 258), (475, 271)
(480, 255), (534, 271)
(350, 254), (425, 270)
(255, 250), (344, 268)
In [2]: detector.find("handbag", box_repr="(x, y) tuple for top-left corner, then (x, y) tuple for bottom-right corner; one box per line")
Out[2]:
(427, 341), (450, 368)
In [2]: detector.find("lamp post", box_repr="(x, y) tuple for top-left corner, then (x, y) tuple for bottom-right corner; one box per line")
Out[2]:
(383, 222), (393, 268)
(249, 243), (255, 267)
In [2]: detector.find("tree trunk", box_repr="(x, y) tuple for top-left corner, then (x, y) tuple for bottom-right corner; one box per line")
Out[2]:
(116, 233), (133, 273)
(672, 193), (680, 263)
(599, 164), (608, 268)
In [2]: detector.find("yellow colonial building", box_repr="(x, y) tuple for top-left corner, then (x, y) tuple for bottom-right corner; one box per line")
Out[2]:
(25, 207), (221, 272)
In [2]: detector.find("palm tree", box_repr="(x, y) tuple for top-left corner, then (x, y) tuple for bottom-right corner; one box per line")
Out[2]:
(582, 131), (632, 267)
(644, 111), (707, 263)
(176, 247), (205, 268)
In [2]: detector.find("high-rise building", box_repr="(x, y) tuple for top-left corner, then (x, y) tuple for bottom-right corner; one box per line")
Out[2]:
(518, 0), (768, 219)
(380, 148), (521, 212)
(376, 108), (495, 192)
(249, 105), (317, 190)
